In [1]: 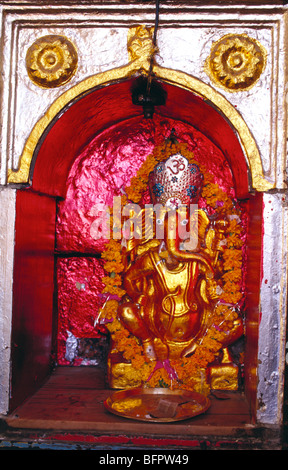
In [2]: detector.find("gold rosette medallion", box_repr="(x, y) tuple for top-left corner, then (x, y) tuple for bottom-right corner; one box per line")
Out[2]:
(205, 34), (267, 92)
(26, 35), (78, 88)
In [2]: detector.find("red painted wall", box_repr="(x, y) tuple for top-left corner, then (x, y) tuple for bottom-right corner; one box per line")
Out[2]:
(245, 192), (263, 420)
(10, 190), (56, 411)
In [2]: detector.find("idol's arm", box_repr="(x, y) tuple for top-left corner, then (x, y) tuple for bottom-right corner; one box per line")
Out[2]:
(123, 254), (154, 302)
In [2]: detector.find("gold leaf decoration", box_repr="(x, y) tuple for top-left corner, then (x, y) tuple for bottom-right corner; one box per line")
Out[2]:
(127, 25), (155, 63)
(205, 34), (267, 92)
(26, 35), (78, 88)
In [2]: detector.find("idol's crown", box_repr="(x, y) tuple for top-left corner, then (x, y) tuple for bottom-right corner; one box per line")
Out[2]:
(149, 154), (203, 209)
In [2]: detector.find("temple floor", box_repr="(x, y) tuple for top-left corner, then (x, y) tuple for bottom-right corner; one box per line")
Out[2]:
(1, 366), (283, 450)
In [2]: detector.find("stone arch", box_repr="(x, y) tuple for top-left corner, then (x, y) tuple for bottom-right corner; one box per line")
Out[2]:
(8, 63), (272, 198)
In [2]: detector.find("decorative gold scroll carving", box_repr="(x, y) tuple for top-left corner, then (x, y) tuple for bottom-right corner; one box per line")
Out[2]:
(205, 34), (267, 92)
(127, 25), (156, 63)
(26, 35), (78, 88)
(8, 26), (272, 192)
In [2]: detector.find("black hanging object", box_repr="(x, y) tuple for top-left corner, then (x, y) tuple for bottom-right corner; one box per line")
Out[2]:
(131, 0), (164, 119)
(132, 76), (167, 119)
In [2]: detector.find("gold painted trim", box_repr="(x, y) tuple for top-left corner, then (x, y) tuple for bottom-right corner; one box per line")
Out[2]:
(8, 26), (273, 192)
(8, 61), (141, 184)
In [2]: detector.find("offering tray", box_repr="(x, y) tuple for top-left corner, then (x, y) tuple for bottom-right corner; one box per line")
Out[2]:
(104, 387), (210, 422)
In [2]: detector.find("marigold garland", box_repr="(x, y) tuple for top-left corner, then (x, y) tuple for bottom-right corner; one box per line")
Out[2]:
(99, 140), (245, 393)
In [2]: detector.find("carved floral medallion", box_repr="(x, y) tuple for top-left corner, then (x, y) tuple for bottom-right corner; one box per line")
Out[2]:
(205, 34), (267, 92)
(26, 35), (78, 88)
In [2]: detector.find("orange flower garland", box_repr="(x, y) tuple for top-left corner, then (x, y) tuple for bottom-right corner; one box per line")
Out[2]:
(99, 140), (245, 393)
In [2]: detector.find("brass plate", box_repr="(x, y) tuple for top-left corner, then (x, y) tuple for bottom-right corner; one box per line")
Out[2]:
(104, 388), (210, 423)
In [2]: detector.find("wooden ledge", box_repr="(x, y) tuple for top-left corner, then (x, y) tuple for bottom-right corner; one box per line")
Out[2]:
(4, 367), (253, 438)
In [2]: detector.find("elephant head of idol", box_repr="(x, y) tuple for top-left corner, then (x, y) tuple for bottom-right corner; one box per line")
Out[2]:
(148, 153), (213, 273)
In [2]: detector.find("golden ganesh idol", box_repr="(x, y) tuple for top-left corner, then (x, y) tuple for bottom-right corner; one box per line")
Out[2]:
(106, 152), (244, 393)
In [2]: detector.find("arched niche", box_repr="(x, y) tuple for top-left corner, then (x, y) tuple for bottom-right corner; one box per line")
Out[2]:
(10, 76), (262, 424)
(26, 78), (250, 199)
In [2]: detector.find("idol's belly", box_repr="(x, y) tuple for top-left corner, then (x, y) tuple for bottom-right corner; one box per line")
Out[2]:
(154, 309), (201, 342)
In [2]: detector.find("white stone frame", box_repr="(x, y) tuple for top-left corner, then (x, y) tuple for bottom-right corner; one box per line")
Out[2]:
(0, 1), (287, 425)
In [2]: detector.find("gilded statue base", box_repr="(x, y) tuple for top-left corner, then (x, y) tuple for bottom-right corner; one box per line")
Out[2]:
(208, 363), (239, 391)
(107, 348), (240, 392)
(208, 349), (240, 391)
(107, 357), (142, 389)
